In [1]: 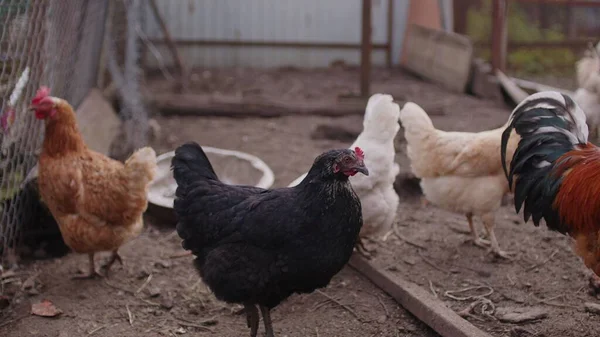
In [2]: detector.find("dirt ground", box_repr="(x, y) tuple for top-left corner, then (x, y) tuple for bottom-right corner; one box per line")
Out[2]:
(0, 66), (594, 337)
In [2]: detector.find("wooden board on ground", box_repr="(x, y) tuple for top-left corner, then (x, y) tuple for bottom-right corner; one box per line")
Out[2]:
(76, 88), (121, 155)
(149, 93), (367, 117)
(349, 254), (493, 337)
(403, 25), (473, 93)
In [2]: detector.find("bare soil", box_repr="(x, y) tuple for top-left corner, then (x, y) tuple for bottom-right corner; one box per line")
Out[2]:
(1, 67), (595, 337)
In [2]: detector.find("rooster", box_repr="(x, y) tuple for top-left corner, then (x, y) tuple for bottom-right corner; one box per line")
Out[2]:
(501, 91), (600, 289)
(288, 93), (400, 258)
(172, 142), (368, 337)
(30, 86), (157, 279)
(400, 102), (519, 258)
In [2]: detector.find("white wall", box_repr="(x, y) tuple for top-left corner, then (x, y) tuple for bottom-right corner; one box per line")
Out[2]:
(143, 0), (410, 68)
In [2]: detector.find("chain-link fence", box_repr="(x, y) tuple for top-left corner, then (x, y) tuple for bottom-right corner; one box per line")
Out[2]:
(0, 0), (109, 267)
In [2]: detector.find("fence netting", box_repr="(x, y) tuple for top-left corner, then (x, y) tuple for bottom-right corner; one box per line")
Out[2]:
(0, 0), (109, 268)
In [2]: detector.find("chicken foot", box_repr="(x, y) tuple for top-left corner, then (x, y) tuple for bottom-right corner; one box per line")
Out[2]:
(466, 213), (490, 248)
(481, 213), (513, 259)
(355, 238), (375, 260)
(71, 253), (103, 279)
(259, 305), (275, 337)
(244, 303), (259, 337)
(100, 250), (123, 278)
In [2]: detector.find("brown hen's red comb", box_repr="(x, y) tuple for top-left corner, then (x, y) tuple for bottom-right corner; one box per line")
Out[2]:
(354, 147), (364, 160)
(31, 86), (51, 105)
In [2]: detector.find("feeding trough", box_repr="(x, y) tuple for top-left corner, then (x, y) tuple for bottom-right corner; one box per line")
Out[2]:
(146, 146), (275, 225)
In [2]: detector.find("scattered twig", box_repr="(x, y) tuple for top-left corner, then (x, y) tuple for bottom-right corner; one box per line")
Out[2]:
(445, 285), (496, 319)
(376, 295), (389, 317)
(175, 320), (215, 332)
(316, 290), (361, 321)
(0, 314), (28, 329)
(506, 274), (516, 286)
(381, 229), (393, 242)
(525, 249), (559, 271)
(136, 274), (153, 294)
(393, 223), (427, 250)
(88, 325), (106, 335)
(315, 327), (320, 337)
(169, 251), (192, 259)
(531, 294), (578, 309)
(417, 250), (450, 274)
(126, 304), (133, 325)
(428, 280), (438, 298)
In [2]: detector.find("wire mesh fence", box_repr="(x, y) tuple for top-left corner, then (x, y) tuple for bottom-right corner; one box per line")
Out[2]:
(0, 0), (108, 267)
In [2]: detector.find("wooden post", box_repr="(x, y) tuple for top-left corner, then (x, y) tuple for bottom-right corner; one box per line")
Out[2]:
(386, 0), (394, 68)
(453, 0), (470, 35)
(491, 0), (507, 72)
(148, 0), (189, 92)
(361, 0), (372, 97)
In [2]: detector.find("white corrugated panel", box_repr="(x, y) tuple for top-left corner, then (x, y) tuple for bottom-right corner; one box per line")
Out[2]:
(143, 0), (409, 68)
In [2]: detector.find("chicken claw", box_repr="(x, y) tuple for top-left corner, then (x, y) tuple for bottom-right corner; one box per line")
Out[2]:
(355, 238), (375, 260)
(72, 253), (103, 279)
(588, 274), (600, 296)
(472, 237), (491, 248)
(100, 251), (123, 278)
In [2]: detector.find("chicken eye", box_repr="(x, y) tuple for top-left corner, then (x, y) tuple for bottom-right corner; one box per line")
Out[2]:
(344, 157), (351, 163)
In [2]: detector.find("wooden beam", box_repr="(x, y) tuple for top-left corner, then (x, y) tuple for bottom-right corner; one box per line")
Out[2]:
(147, 38), (389, 50)
(491, 0), (507, 72)
(386, 0), (394, 67)
(349, 255), (493, 337)
(148, 0), (189, 92)
(360, 0), (373, 97)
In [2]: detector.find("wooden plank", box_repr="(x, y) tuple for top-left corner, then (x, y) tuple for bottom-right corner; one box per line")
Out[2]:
(349, 255), (493, 337)
(403, 25), (473, 93)
(360, 0), (372, 97)
(149, 93), (367, 117)
(495, 70), (529, 105)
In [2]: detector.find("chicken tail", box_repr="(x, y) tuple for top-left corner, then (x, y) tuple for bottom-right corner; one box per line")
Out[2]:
(399, 102), (436, 149)
(123, 147), (158, 190)
(501, 91), (589, 233)
(171, 142), (218, 188)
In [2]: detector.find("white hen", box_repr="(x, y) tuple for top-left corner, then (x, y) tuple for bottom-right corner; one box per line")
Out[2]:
(399, 102), (519, 259)
(573, 42), (600, 142)
(288, 94), (401, 256)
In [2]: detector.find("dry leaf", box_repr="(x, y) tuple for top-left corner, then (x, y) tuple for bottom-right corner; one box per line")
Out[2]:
(31, 299), (62, 317)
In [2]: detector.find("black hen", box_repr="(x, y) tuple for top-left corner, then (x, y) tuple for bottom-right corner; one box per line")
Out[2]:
(171, 142), (368, 337)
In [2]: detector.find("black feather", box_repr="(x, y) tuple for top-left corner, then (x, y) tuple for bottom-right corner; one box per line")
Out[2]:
(500, 93), (582, 235)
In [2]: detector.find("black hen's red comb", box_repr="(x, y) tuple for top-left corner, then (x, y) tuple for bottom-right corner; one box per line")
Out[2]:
(31, 86), (51, 105)
(354, 147), (364, 160)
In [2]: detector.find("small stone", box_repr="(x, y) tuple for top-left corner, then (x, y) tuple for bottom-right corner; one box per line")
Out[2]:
(0, 296), (10, 310)
(496, 306), (548, 323)
(147, 286), (161, 298)
(584, 302), (600, 315)
(377, 314), (387, 323)
(137, 269), (151, 280)
(175, 327), (187, 334)
(155, 260), (172, 269)
(160, 297), (174, 310)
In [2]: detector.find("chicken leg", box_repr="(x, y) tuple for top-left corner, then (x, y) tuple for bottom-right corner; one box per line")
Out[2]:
(355, 238), (374, 259)
(481, 213), (512, 259)
(72, 253), (103, 279)
(466, 213), (490, 248)
(259, 305), (275, 337)
(244, 303), (259, 337)
(100, 250), (123, 278)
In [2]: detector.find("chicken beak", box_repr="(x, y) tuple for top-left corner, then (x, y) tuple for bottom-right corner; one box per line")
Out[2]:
(28, 104), (36, 111)
(355, 163), (369, 176)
